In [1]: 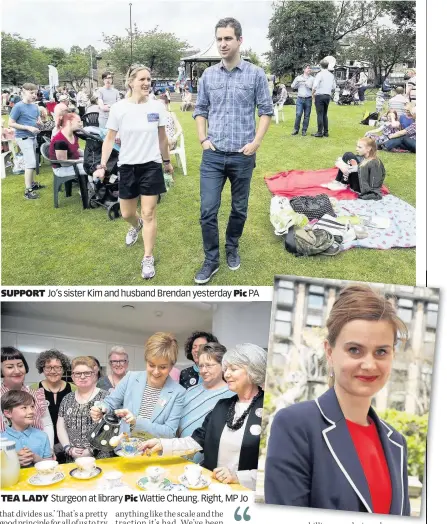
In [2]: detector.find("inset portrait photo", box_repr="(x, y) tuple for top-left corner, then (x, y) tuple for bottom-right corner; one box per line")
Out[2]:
(256, 277), (437, 517)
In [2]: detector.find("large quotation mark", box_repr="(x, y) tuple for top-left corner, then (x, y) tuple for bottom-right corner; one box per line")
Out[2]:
(234, 507), (251, 521)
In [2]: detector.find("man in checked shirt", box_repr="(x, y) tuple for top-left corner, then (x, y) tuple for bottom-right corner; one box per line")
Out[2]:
(193, 17), (274, 284)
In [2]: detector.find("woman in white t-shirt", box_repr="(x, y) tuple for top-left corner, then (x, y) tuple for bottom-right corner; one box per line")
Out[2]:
(93, 65), (174, 280)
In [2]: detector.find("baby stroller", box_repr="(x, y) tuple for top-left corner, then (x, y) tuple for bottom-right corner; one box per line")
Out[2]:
(338, 79), (359, 105)
(75, 127), (121, 220)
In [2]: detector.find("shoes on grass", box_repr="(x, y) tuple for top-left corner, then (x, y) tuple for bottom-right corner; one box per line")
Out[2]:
(126, 218), (143, 247)
(141, 255), (155, 279)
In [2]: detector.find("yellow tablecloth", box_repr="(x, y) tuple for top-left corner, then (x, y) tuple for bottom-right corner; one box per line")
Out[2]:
(3, 456), (250, 491)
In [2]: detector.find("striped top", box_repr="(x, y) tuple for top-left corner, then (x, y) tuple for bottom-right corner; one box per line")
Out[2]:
(0, 384), (46, 432)
(178, 384), (234, 438)
(138, 384), (162, 421)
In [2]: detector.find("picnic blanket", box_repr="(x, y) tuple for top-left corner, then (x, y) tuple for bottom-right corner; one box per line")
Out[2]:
(265, 167), (389, 200)
(335, 195), (415, 251)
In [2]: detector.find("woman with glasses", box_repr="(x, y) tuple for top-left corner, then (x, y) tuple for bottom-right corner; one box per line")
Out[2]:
(57, 356), (110, 461)
(139, 344), (267, 490)
(178, 343), (234, 463)
(93, 65), (174, 280)
(180, 331), (219, 389)
(1, 346), (54, 449)
(97, 346), (129, 393)
(30, 350), (76, 462)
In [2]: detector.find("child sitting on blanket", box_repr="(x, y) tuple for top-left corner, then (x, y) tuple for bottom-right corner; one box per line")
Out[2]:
(323, 137), (386, 201)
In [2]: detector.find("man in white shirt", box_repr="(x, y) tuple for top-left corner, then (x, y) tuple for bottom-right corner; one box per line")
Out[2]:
(388, 87), (408, 117)
(291, 64), (314, 136)
(311, 59), (336, 138)
(357, 70), (368, 105)
(98, 72), (120, 128)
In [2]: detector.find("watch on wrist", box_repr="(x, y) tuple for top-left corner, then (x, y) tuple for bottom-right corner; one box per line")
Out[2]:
(162, 159), (170, 163)
(96, 164), (106, 170)
(200, 137), (209, 145)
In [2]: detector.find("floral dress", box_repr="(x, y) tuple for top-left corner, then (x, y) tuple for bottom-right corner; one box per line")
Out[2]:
(58, 389), (111, 461)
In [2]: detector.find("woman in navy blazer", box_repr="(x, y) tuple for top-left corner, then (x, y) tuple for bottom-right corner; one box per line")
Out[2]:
(265, 285), (412, 516)
(91, 332), (185, 438)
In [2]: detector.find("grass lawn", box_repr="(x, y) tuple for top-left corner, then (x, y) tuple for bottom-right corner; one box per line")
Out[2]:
(1, 101), (415, 286)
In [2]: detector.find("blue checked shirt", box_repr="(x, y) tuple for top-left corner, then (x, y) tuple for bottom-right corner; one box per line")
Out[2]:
(193, 60), (274, 152)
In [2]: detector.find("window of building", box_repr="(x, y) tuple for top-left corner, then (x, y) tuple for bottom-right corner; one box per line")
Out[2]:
(272, 353), (286, 369)
(276, 280), (295, 308)
(273, 341), (290, 355)
(306, 285), (326, 327)
(424, 327), (436, 357)
(426, 303), (438, 329)
(274, 308), (293, 338)
(397, 298), (413, 324)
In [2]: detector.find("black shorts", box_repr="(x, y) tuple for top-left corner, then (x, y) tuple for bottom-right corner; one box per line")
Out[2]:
(118, 161), (166, 200)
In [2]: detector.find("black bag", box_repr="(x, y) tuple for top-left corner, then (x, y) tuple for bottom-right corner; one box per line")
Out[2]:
(285, 227), (340, 257)
(290, 194), (336, 220)
(360, 112), (379, 125)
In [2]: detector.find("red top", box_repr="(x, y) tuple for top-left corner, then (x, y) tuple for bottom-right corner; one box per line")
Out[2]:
(346, 417), (392, 514)
(49, 130), (80, 168)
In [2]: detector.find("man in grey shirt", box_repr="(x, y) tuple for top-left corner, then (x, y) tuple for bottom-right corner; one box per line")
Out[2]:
(290, 64), (314, 136)
(311, 59), (336, 137)
(98, 71), (120, 128)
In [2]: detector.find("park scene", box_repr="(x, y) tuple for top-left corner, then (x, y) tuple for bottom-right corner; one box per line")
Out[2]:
(1, 1), (416, 286)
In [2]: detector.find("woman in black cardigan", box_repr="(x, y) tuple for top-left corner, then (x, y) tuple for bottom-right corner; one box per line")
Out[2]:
(325, 137), (386, 200)
(139, 343), (267, 489)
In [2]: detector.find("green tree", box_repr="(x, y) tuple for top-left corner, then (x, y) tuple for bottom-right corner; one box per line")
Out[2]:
(59, 50), (91, 90)
(381, 0), (416, 29)
(37, 46), (66, 67)
(102, 26), (189, 78)
(267, 1), (336, 76)
(343, 24), (415, 85)
(266, 1), (383, 76)
(1, 33), (49, 85)
(241, 47), (261, 67)
(380, 409), (428, 482)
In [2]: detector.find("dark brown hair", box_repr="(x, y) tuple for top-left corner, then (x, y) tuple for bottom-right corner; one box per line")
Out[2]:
(184, 331), (219, 362)
(326, 284), (408, 387)
(215, 17), (242, 39)
(1, 390), (35, 414)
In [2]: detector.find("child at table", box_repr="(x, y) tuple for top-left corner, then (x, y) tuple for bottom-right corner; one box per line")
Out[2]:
(1, 390), (52, 467)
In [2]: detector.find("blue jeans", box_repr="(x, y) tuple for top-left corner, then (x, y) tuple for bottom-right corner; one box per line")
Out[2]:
(200, 149), (256, 263)
(294, 97), (312, 133)
(383, 136), (416, 153)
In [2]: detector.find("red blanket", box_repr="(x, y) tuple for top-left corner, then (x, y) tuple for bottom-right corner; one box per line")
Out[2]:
(265, 168), (389, 200)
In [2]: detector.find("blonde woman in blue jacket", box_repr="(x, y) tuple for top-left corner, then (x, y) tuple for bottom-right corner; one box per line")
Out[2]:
(91, 332), (185, 438)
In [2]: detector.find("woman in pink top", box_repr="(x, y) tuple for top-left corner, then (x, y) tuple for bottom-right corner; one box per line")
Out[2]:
(1, 346), (54, 448)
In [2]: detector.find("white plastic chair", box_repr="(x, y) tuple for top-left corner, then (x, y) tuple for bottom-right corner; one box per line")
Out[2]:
(1, 151), (11, 179)
(170, 133), (187, 176)
(274, 102), (285, 124)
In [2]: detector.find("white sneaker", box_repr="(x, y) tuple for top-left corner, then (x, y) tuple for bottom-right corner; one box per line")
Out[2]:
(141, 256), (155, 279)
(326, 181), (348, 191)
(125, 218), (143, 247)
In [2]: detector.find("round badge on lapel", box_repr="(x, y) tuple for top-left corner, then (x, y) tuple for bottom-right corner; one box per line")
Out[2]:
(45, 400), (50, 407)
(189, 378), (197, 385)
(250, 424), (262, 436)
(255, 408), (263, 419)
